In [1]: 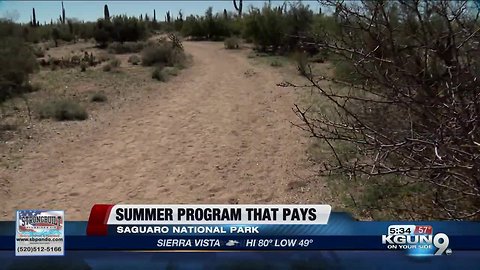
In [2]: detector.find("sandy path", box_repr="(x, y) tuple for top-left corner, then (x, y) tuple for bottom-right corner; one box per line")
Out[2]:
(1, 42), (319, 220)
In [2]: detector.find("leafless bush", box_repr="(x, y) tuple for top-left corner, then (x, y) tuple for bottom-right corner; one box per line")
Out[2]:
(289, 0), (480, 220)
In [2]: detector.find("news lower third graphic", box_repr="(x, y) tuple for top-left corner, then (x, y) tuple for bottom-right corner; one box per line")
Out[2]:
(2, 205), (479, 257)
(15, 210), (64, 256)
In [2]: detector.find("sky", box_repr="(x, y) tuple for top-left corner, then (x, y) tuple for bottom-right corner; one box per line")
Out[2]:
(0, 0), (322, 24)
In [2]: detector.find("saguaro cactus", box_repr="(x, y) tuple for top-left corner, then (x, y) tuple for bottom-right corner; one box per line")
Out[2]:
(153, 9), (156, 22)
(31, 8), (37, 27)
(233, 0), (243, 17)
(104, 4), (110, 20)
(166, 11), (171, 23)
(61, 1), (66, 24)
(177, 10), (183, 21)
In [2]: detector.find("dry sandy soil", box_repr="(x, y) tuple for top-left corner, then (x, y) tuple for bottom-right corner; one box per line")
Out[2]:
(0, 41), (330, 220)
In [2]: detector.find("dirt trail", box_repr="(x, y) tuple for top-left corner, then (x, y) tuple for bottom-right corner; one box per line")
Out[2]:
(1, 42), (321, 220)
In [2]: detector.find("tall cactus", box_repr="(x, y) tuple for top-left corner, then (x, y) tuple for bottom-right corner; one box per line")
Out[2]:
(223, 9), (228, 20)
(177, 10), (183, 21)
(153, 9), (156, 22)
(31, 8), (37, 27)
(61, 1), (66, 24)
(104, 4), (110, 20)
(233, 0), (242, 17)
(166, 11), (171, 23)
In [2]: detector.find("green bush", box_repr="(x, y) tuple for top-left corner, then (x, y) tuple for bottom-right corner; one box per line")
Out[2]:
(181, 8), (238, 40)
(107, 41), (145, 54)
(270, 59), (283, 67)
(330, 55), (363, 83)
(80, 62), (87, 72)
(127, 55), (141, 65)
(243, 6), (286, 52)
(94, 16), (148, 47)
(224, 37), (240, 49)
(151, 66), (167, 82)
(109, 57), (121, 68)
(31, 45), (45, 58)
(242, 2), (315, 53)
(163, 66), (179, 77)
(0, 37), (39, 102)
(292, 51), (309, 75)
(141, 43), (185, 67)
(38, 99), (88, 121)
(103, 57), (121, 72)
(181, 15), (206, 39)
(93, 27), (110, 48)
(102, 64), (112, 72)
(90, 92), (107, 102)
(174, 62), (187, 70)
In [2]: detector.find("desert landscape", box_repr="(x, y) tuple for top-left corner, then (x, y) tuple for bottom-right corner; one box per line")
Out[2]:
(0, 37), (330, 220)
(2, 0), (479, 221)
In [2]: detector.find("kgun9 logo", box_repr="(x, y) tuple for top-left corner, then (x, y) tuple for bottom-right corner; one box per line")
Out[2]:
(382, 233), (450, 256)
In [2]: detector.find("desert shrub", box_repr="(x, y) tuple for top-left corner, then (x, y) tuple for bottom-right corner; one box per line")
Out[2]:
(60, 31), (74, 43)
(128, 55), (141, 65)
(94, 16), (148, 47)
(109, 57), (121, 68)
(103, 57), (120, 72)
(102, 64), (112, 72)
(38, 99), (88, 121)
(173, 11), (185, 32)
(243, 5), (286, 52)
(310, 51), (328, 63)
(174, 62), (186, 70)
(31, 46), (45, 58)
(0, 122), (17, 131)
(0, 37), (39, 102)
(96, 52), (111, 62)
(224, 37), (240, 49)
(141, 44), (171, 66)
(0, 20), (23, 39)
(181, 15), (206, 39)
(80, 62), (87, 72)
(181, 8), (238, 40)
(51, 28), (61, 47)
(24, 82), (41, 93)
(151, 66), (167, 82)
(270, 59), (283, 67)
(90, 92), (107, 102)
(283, 2), (314, 51)
(242, 2), (315, 53)
(202, 7), (231, 40)
(93, 27), (110, 48)
(292, 51), (308, 75)
(141, 43), (185, 67)
(163, 67), (179, 77)
(294, 1), (480, 220)
(107, 41), (145, 54)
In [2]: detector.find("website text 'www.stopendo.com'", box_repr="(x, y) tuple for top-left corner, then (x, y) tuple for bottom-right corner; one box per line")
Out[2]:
(16, 237), (63, 242)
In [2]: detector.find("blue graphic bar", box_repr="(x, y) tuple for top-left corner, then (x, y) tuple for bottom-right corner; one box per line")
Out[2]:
(1, 235), (480, 250)
(1, 213), (479, 251)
